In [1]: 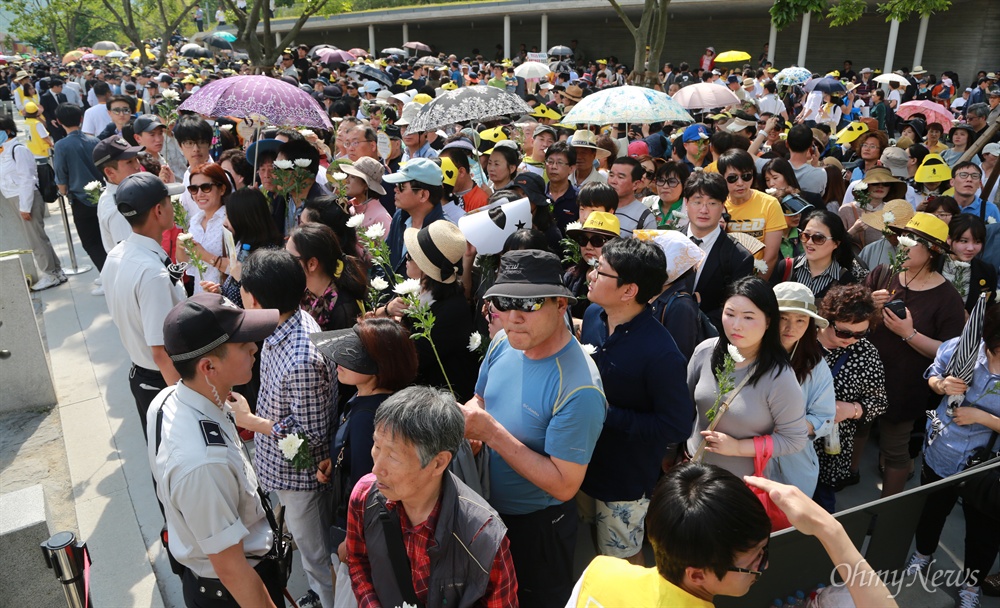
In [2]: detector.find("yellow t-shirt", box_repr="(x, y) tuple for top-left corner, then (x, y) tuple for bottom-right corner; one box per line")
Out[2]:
(926, 141), (949, 154)
(726, 189), (785, 258)
(571, 556), (714, 608)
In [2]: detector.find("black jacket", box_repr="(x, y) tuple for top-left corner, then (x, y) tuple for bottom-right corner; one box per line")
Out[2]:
(41, 90), (67, 141)
(694, 228), (755, 334)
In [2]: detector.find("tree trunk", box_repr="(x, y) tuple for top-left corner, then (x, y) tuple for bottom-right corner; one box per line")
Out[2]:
(611, 0), (670, 89)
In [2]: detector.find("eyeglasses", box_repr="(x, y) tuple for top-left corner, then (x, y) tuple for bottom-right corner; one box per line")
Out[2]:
(592, 268), (620, 280)
(574, 234), (611, 248)
(545, 160), (570, 168)
(954, 171), (982, 180)
(186, 182), (220, 194)
(729, 545), (768, 580)
(860, 143), (880, 150)
(490, 296), (547, 313)
(655, 177), (681, 188)
(800, 231), (830, 245)
(180, 140), (210, 149)
(725, 172), (754, 184)
(109, 107), (132, 115)
(833, 325), (869, 340)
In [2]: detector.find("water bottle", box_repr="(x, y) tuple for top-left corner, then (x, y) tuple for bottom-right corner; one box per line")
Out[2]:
(770, 599), (784, 608)
(824, 422), (841, 455)
(237, 242), (251, 263)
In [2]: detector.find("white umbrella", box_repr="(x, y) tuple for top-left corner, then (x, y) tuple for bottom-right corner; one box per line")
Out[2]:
(514, 61), (551, 79)
(561, 85), (693, 125)
(874, 73), (910, 86)
(105, 50), (128, 59)
(671, 83), (741, 111)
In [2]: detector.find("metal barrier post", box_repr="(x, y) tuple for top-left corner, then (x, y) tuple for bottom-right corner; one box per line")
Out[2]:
(40, 531), (94, 608)
(56, 194), (92, 275)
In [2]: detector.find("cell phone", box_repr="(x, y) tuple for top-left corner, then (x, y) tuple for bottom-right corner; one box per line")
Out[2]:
(885, 299), (907, 319)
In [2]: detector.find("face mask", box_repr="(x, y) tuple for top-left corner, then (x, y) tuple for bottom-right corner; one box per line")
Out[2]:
(0, 132), (9, 147)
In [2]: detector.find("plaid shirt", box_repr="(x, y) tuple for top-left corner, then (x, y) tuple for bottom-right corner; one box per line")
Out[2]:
(255, 310), (335, 492)
(347, 475), (518, 608)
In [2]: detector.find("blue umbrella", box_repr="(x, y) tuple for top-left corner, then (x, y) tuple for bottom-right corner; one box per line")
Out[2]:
(561, 85), (694, 125)
(774, 66), (811, 87)
(805, 76), (847, 95)
(212, 31), (237, 43)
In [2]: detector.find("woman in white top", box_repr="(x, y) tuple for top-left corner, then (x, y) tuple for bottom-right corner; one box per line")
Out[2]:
(179, 163), (232, 292)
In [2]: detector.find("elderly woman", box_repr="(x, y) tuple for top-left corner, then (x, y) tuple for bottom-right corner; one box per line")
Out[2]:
(903, 305), (1000, 608)
(865, 213), (965, 497)
(648, 231), (708, 362)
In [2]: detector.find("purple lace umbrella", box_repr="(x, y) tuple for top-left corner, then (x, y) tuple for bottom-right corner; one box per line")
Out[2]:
(178, 75), (333, 130)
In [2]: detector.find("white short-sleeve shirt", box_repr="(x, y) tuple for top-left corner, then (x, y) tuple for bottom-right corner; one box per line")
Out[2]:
(97, 183), (132, 252)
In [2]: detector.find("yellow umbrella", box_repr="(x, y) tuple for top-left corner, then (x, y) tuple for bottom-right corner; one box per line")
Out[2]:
(63, 50), (84, 63)
(715, 50), (751, 63)
(130, 48), (157, 61)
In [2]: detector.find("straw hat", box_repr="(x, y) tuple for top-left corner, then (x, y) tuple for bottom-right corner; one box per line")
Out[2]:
(861, 199), (914, 232)
(403, 221), (468, 284)
(773, 282), (829, 329)
(888, 212), (950, 254)
(861, 167), (907, 201)
(563, 85), (584, 103)
(568, 130), (611, 159)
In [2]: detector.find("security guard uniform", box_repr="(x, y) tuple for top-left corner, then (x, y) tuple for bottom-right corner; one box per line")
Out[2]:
(147, 382), (283, 607)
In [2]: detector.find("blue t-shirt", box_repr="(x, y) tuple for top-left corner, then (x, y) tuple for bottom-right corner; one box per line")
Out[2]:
(476, 331), (606, 515)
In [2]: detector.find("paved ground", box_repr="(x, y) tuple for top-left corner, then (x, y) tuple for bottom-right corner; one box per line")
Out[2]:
(3, 171), (996, 607)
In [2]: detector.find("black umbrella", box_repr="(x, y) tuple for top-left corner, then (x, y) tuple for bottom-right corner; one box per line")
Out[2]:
(407, 86), (532, 133)
(548, 60), (571, 74)
(206, 37), (233, 50)
(805, 77), (847, 95)
(347, 64), (393, 89)
(548, 45), (572, 57)
(944, 292), (990, 413)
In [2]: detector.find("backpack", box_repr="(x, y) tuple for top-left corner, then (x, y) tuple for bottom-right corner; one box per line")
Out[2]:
(658, 291), (719, 344)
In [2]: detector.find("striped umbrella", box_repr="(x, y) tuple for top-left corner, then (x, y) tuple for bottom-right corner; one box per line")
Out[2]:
(944, 292), (990, 413)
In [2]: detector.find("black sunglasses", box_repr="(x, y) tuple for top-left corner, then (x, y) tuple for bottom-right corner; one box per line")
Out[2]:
(573, 234), (611, 248)
(800, 231), (830, 246)
(644, 170), (655, 180)
(489, 296), (547, 313)
(725, 172), (755, 184)
(833, 325), (869, 340)
(186, 182), (221, 194)
(729, 544), (769, 580)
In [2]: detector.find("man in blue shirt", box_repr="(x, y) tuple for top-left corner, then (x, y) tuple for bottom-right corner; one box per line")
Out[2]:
(461, 249), (606, 608)
(53, 103), (106, 273)
(383, 158), (447, 274)
(952, 160), (1000, 223)
(579, 238), (693, 566)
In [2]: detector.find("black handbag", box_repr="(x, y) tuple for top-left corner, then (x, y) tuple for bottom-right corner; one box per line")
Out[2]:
(959, 430), (1000, 520)
(36, 160), (58, 203)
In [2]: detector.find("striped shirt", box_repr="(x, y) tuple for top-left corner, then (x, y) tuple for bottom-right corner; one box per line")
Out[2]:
(254, 310), (336, 492)
(791, 255), (844, 301)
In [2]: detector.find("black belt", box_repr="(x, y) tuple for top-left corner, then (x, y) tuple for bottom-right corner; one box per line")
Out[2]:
(131, 364), (162, 376)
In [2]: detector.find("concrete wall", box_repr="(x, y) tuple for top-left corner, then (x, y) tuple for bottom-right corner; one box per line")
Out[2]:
(290, 0), (998, 89)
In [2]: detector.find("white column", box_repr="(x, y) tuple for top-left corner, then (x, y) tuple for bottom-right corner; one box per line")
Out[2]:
(368, 24), (375, 56)
(767, 20), (777, 64)
(883, 19), (900, 75)
(402, 23), (409, 45)
(503, 15), (511, 60)
(275, 33), (281, 47)
(912, 15), (929, 67)
(541, 13), (548, 55)
(797, 11), (810, 67)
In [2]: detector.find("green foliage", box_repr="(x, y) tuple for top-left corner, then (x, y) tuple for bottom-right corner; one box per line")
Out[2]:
(876, 0), (951, 21)
(827, 0), (867, 26)
(0, 0), (122, 54)
(769, 0), (828, 31)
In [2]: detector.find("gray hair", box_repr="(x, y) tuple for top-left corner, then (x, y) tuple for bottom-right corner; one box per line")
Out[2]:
(353, 125), (379, 143)
(967, 103), (990, 119)
(374, 386), (465, 467)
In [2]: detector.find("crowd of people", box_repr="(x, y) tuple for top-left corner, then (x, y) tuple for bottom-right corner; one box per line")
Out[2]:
(1, 38), (999, 608)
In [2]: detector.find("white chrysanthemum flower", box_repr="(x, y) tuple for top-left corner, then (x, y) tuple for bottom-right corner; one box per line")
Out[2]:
(293, 158), (312, 168)
(753, 259), (768, 274)
(564, 221), (583, 232)
(727, 343), (745, 363)
(346, 214), (365, 229)
(953, 260), (971, 269)
(299, 129), (315, 138)
(177, 233), (193, 243)
(581, 343), (597, 355)
(671, 209), (686, 219)
(332, 172), (348, 181)
(467, 332), (482, 352)
(273, 159), (294, 170)
(854, 182), (868, 191)
(370, 277), (389, 291)
(364, 223), (386, 240)
(219, 124), (233, 131)
(898, 235), (918, 248)
(84, 180), (103, 191)
(988, 217), (997, 224)
(393, 278), (422, 296)
(765, 188), (778, 196)
(883, 211), (895, 224)
(277, 434), (303, 460)
(161, 89), (179, 101)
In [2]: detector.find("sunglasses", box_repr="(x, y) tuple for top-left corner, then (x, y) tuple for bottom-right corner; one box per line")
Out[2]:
(729, 545), (769, 580)
(573, 234), (611, 248)
(725, 172), (754, 184)
(833, 325), (869, 340)
(643, 171), (655, 180)
(186, 182), (220, 194)
(800, 231), (831, 245)
(489, 296), (547, 313)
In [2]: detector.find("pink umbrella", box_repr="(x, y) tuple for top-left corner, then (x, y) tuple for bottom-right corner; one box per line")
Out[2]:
(671, 82), (741, 111)
(81, 53), (99, 61)
(896, 100), (955, 128)
(348, 48), (369, 58)
(316, 48), (355, 65)
(177, 74), (333, 130)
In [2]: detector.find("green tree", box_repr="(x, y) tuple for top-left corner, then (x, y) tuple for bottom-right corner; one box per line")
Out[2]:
(770, 0), (951, 30)
(0, 0), (120, 55)
(606, 0), (671, 88)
